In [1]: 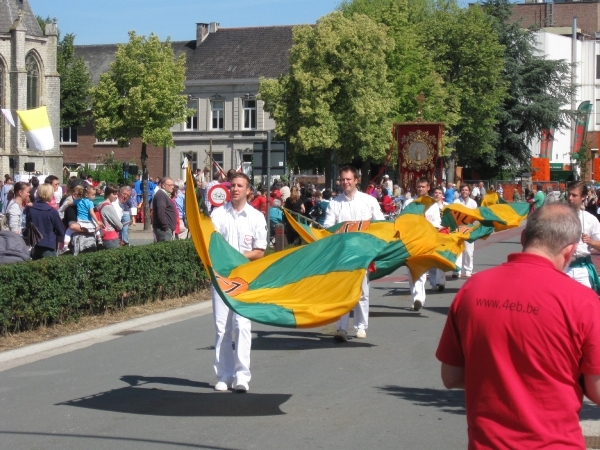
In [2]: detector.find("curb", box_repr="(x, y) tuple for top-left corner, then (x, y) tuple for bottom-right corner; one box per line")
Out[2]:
(0, 300), (213, 373)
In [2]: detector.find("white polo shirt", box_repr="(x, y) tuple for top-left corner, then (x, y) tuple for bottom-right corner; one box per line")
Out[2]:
(425, 201), (447, 229)
(454, 196), (478, 209)
(574, 210), (600, 258)
(323, 190), (384, 227)
(211, 201), (267, 254)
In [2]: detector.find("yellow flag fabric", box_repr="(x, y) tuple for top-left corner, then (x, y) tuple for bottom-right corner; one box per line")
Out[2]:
(185, 168), (400, 328)
(16, 106), (54, 151)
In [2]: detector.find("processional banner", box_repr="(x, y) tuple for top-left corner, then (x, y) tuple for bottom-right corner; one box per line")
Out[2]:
(395, 122), (444, 193)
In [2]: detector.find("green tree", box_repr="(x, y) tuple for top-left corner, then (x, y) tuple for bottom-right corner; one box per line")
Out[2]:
(36, 16), (91, 129)
(424, 4), (506, 178)
(483, 0), (576, 178)
(339, 0), (449, 124)
(260, 12), (395, 186)
(90, 31), (189, 229)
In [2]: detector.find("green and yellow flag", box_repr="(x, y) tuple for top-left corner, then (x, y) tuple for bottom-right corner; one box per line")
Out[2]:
(283, 207), (468, 280)
(186, 169), (399, 328)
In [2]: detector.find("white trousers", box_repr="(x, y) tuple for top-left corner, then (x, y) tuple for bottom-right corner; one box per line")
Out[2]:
(428, 268), (446, 288)
(337, 275), (369, 331)
(566, 266), (592, 288)
(408, 270), (427, 304)
(455, 241), (474, 275)
(212, 287), (252, 384)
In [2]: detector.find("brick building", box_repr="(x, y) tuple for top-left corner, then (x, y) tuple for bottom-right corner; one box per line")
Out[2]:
(511, 1), (600, 35)
(0, 0), (61, 179)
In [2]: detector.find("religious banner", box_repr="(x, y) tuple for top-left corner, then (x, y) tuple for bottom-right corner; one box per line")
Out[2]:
(395, 122), (444, 193)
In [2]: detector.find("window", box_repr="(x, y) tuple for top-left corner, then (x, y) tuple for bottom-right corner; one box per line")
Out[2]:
(184, 152), (198, 172)
(60, 127), (78, 143)
(95, 138), (117, 144)
(186, 102), (198, 130)
(243, 99), (256, 130)
(597, 55), (600, 79)
(211, 100), (224, 130)
(26, 53), (40, 109)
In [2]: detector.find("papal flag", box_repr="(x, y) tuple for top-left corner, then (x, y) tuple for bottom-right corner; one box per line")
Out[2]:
(16, 106), (54, 151)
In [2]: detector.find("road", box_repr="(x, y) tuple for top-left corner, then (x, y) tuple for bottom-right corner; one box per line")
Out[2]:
(1, 226), (598, 450)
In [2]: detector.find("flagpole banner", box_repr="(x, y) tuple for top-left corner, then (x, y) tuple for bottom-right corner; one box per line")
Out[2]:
(573, 101), (593, 154)
(395, 121), (444, 194)
(1, 109), (15, 127)
(16, 106), (54, 151)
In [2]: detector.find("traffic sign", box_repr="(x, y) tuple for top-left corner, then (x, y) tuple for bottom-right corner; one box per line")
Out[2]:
(208, 184), (230, 207)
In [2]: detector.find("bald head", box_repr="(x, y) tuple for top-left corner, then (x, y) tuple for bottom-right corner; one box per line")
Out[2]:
(522, 204), (580, 256)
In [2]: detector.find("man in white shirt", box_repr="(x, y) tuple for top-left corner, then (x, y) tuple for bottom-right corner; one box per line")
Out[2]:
(407, 178), (442, 311)
(324, 166), (384, 341)
(452, 184), (478, 278)
(566, 181), (600, 290)
(210, 173), (267, 392)
(427, 186), (448, 291)
(383, 174), (393, 194)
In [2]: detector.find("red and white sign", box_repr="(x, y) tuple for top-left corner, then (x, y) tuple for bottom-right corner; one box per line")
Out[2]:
(208, 184), (230, 207)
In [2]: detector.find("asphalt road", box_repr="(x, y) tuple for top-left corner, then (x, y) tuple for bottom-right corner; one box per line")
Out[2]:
(1, 226), (598, 450)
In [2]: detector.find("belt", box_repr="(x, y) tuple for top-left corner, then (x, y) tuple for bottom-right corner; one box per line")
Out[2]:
(570, 255), (600, 292)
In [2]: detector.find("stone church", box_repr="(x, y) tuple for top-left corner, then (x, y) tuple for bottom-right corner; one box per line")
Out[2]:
(0, 0), (61, 179)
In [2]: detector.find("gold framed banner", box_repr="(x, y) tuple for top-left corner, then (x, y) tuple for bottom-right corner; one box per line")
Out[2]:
(394, 122), (444, 193)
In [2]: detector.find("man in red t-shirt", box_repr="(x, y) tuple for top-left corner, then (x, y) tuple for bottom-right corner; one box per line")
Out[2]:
(436, 204), (600, 449)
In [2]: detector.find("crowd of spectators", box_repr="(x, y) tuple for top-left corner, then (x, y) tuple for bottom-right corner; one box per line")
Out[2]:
(0, 171), (181, 263)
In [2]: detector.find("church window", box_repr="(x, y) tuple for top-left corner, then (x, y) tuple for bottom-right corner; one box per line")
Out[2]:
(26, 54), (40, 109)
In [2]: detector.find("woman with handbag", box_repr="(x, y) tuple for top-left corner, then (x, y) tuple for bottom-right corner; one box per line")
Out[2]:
(25, 183), (64, 259)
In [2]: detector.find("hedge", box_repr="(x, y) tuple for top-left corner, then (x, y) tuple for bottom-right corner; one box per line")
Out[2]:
(0, 239), (208, 334)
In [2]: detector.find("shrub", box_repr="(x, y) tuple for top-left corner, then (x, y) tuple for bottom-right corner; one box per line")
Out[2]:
(0, 239), (207, 334)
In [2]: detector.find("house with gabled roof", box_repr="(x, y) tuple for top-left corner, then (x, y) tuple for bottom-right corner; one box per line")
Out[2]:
(68, 22), (294, 181)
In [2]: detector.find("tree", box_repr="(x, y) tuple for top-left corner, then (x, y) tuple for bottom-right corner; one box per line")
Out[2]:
(334, 0), (506, 183)
(339, 0), (449, 125)
(482, 0), (576, 178)
(37, 16), (92, 129)
(90, 31), (189, 229)
(424, 4), (506, 178)
(260, 12), (395, 186)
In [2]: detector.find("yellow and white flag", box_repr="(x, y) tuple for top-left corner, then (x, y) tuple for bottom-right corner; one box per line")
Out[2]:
(16, 106), (54, 151)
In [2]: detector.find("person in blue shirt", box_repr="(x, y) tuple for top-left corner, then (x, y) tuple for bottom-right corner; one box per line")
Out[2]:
(444, 182), (455, 203)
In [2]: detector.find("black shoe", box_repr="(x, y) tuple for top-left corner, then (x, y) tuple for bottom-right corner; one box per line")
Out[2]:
(438, 285), (445, 292)
(412, 300), (423, 311)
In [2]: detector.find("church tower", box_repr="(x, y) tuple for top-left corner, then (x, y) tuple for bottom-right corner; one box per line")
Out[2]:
(0, 0), (61, 178)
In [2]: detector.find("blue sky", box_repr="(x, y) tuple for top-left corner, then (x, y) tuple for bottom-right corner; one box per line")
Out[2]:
(29, 0), (342, 45)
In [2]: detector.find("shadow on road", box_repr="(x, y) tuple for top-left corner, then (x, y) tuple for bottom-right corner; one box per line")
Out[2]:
(0, 431), (239, 449)
(378, 385), (465, 415)
(250, 330), (377, 350)
(196, 331), (376, 351)
(57, 376), (291, 417)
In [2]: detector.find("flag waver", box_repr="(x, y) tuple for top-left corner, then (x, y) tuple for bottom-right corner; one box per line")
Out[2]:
(16, 106), (54, 151)
(186, 167), (399, 328)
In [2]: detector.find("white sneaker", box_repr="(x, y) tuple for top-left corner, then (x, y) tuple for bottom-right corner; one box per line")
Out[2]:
(214, 381), (229, 392)
(234, 381), (249, 392)
(355, 329), (367, 339)
(333, 329), (348, 342)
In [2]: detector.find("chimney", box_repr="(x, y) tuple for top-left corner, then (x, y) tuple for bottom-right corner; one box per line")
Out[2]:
(209, 22), (220, 33)
(196, 23), (209, 46)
